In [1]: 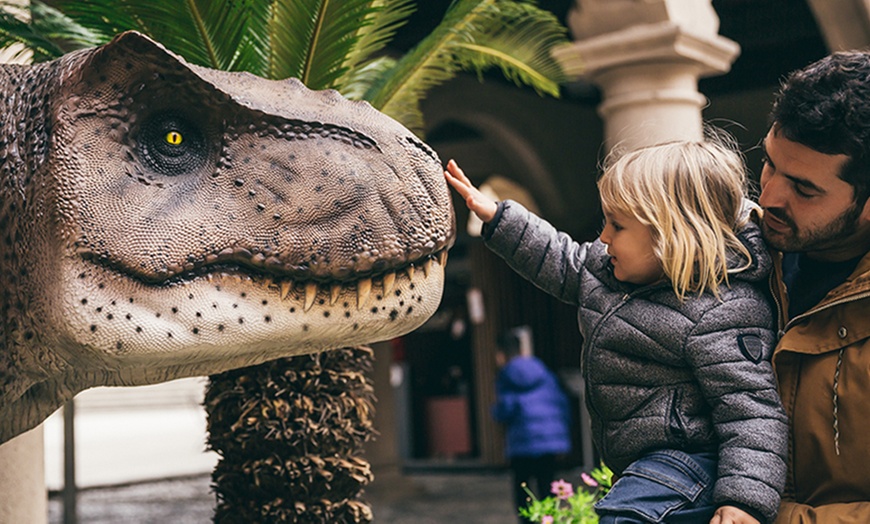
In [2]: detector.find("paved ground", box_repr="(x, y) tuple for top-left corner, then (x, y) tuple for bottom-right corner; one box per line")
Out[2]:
(47, 469), (525, 524)
(43, 379), (576, 523)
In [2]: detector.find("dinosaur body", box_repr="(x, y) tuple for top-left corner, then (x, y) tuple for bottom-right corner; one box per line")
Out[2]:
(0, 32), (454, 444)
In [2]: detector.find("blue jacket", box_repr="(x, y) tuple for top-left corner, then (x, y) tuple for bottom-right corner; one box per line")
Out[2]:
(492, 355), (572, 458)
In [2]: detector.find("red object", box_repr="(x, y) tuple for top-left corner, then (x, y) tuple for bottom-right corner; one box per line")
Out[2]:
(425, 396), (472, 458)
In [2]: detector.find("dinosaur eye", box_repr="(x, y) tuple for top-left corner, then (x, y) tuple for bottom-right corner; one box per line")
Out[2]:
(138, 114), (207, 176)
(165, 131), (183, 145)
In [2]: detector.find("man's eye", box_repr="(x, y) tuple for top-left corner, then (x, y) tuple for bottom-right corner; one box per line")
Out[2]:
(794, 185), (814, 198)
(792, 181), (816, 198)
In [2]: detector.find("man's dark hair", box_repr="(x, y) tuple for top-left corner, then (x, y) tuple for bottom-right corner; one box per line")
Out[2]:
(770, 51), (870, 204)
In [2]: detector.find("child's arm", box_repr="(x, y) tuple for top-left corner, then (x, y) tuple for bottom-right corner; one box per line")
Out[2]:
(444, 158), (592, 305)
(711, 505), (760, 524)
(444, 159), (498, 223)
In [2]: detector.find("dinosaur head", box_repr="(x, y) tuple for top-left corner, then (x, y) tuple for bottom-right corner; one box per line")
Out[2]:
(0, 31), (455, 442)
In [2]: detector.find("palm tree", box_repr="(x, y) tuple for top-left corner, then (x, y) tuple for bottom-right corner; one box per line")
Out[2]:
(0, 1), (568, 521)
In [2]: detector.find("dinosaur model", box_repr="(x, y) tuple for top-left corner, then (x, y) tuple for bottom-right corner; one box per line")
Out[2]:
(0, 31), (455, 445)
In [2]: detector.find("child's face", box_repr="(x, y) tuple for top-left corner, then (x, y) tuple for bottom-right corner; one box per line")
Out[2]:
(599, 209), (664, 285)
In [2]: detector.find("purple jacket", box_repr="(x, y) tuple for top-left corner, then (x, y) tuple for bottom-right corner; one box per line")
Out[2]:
(492, 355), (572, 458)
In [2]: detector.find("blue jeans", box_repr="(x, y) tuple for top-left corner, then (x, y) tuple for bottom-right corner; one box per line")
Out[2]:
(594, 449), (717, 524)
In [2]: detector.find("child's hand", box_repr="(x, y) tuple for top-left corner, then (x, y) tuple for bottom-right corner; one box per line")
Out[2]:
(710, 505), (760, 524)
(444, 159), (498, 223)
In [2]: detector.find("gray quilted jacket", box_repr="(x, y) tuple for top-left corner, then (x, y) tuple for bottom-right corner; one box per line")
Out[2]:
(484, 200), (787, 523)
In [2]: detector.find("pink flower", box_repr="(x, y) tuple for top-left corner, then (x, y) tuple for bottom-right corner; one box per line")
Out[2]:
(550, 479), (574, 500)
(541, 516), (554, 524)
(581, 472), (598, 488)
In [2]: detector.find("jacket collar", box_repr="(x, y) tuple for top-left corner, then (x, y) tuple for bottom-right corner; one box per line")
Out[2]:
(783, 249), (870, 309)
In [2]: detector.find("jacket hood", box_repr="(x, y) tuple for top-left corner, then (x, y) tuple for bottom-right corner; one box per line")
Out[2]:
(730, 217), (772, 283)
(499, 356), (551, 392)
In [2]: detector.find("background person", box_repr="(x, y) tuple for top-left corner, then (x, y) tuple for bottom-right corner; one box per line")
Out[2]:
(491, 326), (572, 524)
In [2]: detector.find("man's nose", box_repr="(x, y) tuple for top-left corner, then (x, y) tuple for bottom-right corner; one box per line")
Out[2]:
(758, 173), (785, 209)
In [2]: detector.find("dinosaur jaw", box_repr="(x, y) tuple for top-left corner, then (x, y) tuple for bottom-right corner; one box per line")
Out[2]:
(55, 251), (446, 378)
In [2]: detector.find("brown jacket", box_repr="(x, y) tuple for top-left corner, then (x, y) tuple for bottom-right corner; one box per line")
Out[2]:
(771, 250), (870, 523)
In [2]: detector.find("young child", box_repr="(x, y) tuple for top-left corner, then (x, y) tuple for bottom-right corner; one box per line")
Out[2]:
(445, 136), (788, 524)
(492, 327), (572, 524)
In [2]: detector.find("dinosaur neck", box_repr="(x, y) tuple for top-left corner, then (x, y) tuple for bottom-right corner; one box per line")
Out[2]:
(0, 60), (59, 408)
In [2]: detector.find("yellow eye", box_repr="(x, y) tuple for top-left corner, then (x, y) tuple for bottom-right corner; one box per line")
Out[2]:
(165, 131), (183, 145)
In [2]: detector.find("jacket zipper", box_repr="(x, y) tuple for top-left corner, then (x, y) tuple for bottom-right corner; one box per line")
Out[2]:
(583, 293), (630, 454)
(768, 274), (786, 335)
(583, 284), (666, 455)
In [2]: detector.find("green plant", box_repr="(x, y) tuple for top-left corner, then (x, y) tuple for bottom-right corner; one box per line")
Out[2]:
(519, 463), (614, 524)
(0, 0), (567, 136)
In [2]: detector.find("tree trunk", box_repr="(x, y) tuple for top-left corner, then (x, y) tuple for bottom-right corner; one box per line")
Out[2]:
(205, 347), (376, 523)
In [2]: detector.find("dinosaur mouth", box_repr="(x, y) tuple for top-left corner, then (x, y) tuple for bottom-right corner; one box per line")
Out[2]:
(189, 249), (448, 312)
(79, 247), (449, 312)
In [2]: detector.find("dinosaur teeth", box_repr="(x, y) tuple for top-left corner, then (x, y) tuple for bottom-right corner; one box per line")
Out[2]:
(357, 278), (372, 310)
(304, 282), (318, 311)
(262, 252), (445, 310)
(382, 272), (396, 295)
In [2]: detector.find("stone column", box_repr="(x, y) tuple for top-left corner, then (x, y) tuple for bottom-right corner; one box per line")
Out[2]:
(0, 426), (48, 524)
(553, 0), (740, 151)
(0, 6), (46, 520)
(806, 0), (870, 51)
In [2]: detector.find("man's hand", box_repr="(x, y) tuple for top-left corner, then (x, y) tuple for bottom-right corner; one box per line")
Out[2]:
(710, 505), (760, 524)
(444, 159), (498, 223)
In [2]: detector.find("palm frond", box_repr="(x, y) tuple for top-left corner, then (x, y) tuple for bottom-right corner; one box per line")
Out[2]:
(0, 1), (104, 62)
(363, 0), (481, 132)
(30, 1), (106, 50)
(180, 0), (265, 72)
(0, 4), (58, 63)
(338, 55), (396, 100)
(453, 2), (567, 98)
(335, 0), (415, 85)
(55, 0), (260, 71)
(365, 0), (567, 135)
(264, 0), (312, 80)
(44, 1), (145, 45)
(267, 0), (386, 87)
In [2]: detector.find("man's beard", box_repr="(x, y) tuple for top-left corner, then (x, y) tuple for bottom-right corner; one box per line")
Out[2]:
(762, 202), (863, 253)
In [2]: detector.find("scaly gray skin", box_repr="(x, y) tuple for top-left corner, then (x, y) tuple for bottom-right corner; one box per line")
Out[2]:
(0, 32), (455, 444)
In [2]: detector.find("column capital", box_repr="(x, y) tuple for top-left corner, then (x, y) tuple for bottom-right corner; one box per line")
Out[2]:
(553, 21), (740, 81)
(566, 0), (722, 40)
